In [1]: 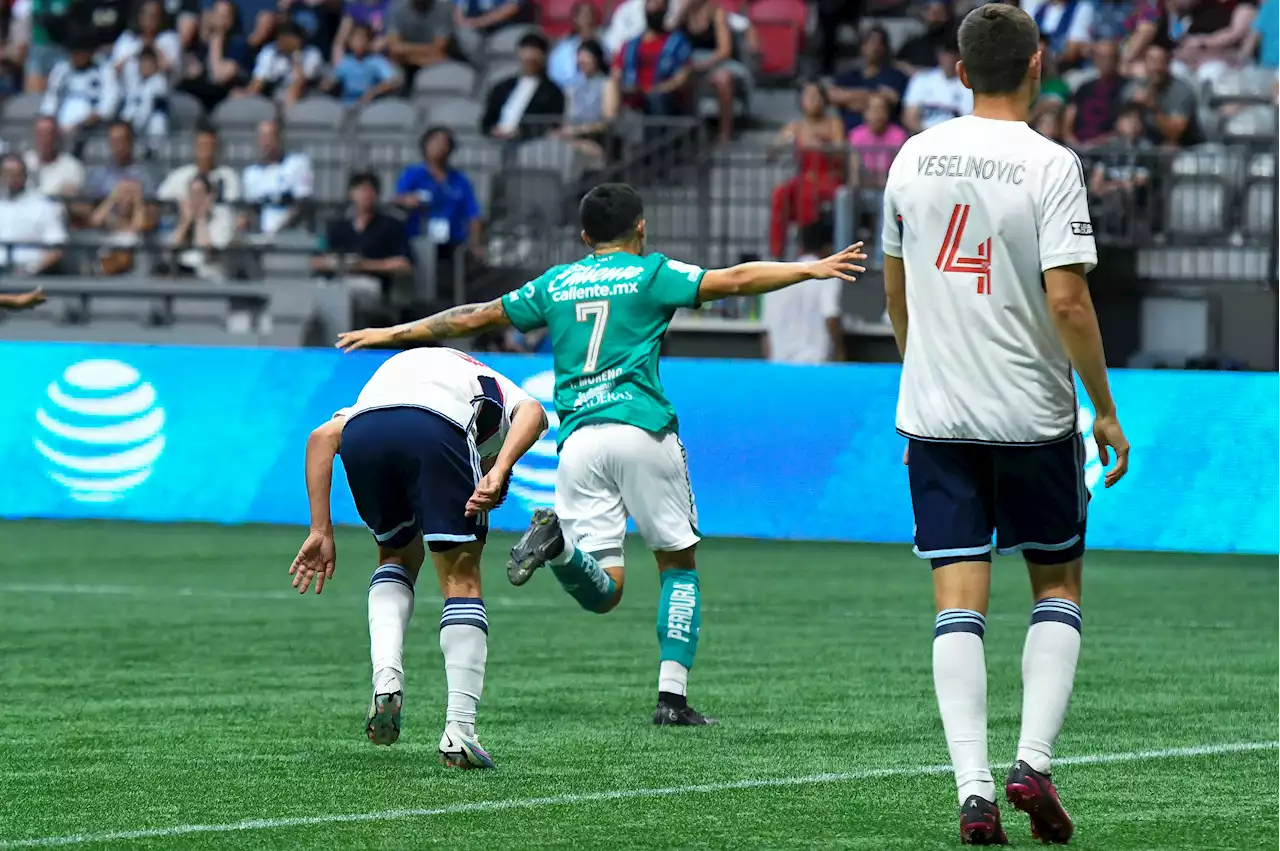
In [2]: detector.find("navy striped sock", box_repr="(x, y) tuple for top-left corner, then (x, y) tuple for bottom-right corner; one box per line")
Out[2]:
(935, 608), (987, 639)
(1030, 598), (1082, 633)
(440, 597), (488, 634)
(369, 563), (414, 592)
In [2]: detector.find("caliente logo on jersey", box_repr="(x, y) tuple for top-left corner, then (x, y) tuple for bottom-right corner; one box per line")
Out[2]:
(33, 360), (166, 503)
(1076, 404), (1103, 493)
(509, 370), (558, 510)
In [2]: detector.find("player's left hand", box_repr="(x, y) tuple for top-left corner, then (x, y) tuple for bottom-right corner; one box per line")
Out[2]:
(290, 530), (336, 594)
(336, 327), (395, 352)
(466, 468), (511, 516)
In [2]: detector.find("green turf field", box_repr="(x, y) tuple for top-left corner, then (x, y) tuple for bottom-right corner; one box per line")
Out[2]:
(0, 520), (1275, 850)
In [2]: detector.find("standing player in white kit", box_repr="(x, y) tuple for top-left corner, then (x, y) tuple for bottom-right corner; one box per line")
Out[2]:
(881, 5), (1131, 844)
(289, 347), (548, 769)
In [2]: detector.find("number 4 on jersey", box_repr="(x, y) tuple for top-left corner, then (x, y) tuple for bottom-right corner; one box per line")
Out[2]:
(935, 204), (992, 295)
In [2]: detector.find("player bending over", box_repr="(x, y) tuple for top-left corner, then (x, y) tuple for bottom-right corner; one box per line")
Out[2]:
(289, 347), (548, 768)
(0, 287), (46, 310)
(338, 183), (867, 727)
(882, 5), (1130, 844)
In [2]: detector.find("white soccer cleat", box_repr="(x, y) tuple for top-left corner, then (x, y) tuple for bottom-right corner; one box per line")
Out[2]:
(438, 723), (495, 769)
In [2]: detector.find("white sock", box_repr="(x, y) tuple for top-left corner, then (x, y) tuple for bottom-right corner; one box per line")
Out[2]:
(933, 609), (996, 805)
(548, 533), (575, 566)
(658, 660), (689, 697)
(368, 564), (415, 694)
(440, 597), (488, 737)
(1016, 598), (1083, 774)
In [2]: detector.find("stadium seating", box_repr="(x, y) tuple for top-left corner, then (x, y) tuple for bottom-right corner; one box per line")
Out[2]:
(747, 0), (805, 79)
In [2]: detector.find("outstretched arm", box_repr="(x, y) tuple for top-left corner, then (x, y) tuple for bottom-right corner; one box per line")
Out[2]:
(290, 417), (343, 594)
(336, 298), (511, 351)
(696, 243), (866, 301)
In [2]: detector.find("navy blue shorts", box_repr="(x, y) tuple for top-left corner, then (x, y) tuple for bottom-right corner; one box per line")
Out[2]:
(907, 434), (1087, 567)
(340, 406), (486, 552)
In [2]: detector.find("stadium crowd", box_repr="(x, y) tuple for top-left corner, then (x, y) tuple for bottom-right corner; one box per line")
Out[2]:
(0, 0), (1275, 355)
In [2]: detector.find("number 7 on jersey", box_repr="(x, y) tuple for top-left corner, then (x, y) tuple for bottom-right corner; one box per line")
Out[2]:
(575, 300), (610, 374)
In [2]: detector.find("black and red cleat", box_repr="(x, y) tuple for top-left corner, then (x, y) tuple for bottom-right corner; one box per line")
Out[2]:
(1005, 760), (1075, 844)
(959, 795), (1009, 845)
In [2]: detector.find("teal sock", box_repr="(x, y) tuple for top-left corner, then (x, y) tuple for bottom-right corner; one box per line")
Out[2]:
(657, 569), (700, 670)
(548, 541), (617, 613)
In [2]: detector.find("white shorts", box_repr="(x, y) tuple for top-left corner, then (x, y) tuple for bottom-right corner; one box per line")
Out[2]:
(555, 423), (700, 558)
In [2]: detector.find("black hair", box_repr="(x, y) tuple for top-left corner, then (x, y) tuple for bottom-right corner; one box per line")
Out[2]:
(1115, 102), (1144, 121)
(799, 220), (832, 256)
(799, 77), (829, 107)
(861, 25), (890, 53)
(421, 125), (455, 158)
(348, 169), (381, 194)
(194, 119), (219, 138)
(579, 183), (644, 245)
(1, 152), (26, 174)
(350, 21), (374, 39)
(518, 31), (550, 53)
(577, 39), (606, 74)
(189, 173), (213, 193)
(957, 4), (1039, 95)
(276, 21), (305, 40)
(138, 45), (158, 62)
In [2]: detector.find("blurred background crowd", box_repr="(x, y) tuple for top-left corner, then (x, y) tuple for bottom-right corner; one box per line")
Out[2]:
(0, 0), (1275, 367)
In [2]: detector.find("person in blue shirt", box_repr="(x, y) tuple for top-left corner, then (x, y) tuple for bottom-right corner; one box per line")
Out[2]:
(394, 126), (483, 260)
(827, 26), (908, 133)
(1241, 0), (1278, 71)
(547, 1), (606, 89)
(327, 23), (404, 104)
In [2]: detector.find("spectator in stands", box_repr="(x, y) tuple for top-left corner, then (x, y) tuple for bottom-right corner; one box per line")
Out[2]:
(847, 92), (906, 189)
(453, 0), (533, 58)
(1121, 0), (1187, 76)
(481, 31), (565, 140)
(179, 0), (254, 111)
(157, 125), (241, 205)
(1124, 43), (1201, 146)
(87, 176), (152, 275)
(767, 79), (844, 259)
(611, 0), (693, 117)
(762, 221), (844, 363)
(1033, 34), (1073, 109)
(169, 172), (235, 278)
(1089, 103), (1153, 230)
(40, 40), (121, 136)
(84, 121), (156, 201)
(553, 39), (617, 161)
(241, 117), (314, 235)
(1239, 0), (1278, 71)
(813, 0), (863, 77)
(548, 1), (604, 89)
(828, 26), (908, 133)
(16, 0), (68, 94)
(332, 0), (393, 65)
(313, 170), (412, 301)
(22, 116), (85, 198)
(1176, 0), (1259, 82)
(896, 0), (956, 73)
(119, 47), (170, 145)
(386, 0), (453, 85)
(394, 126), (483, 258)
(901, 36), (971, 132)
(327, 22), (403, 104)
(1034, 103), (1068, 141)
(1066, 39), (1125, 147)
(162, 0), (204, 49)
(1021, 0), (1094, 69)
(245, 21), (325, 106)
(111, 0), (182, 79)
(0, 153), (67, 276)
(680, 0), (751, 143)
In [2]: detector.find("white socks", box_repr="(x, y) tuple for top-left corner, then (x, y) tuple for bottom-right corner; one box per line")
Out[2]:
(658, 660), (689, 697)
(369, 564), (415, 695)
(440, 597), (488, 737)
(933, 609), (996, 805)
(1016, 598), (1083, 774)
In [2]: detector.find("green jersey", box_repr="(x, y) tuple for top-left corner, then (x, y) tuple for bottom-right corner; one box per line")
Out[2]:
(503, 250), (705, 448)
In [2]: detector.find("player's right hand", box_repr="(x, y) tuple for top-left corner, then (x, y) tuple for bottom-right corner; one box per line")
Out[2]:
(810, 243), (868, 283)
(1092, 412), (1130, 488)
(290, 531), (336, 594)
(336, 327), (395, 352)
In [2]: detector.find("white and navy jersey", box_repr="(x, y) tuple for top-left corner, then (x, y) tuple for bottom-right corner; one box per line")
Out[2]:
(242, 153), (313, 234)
(338, 348), (543, 459)
(882, 114), (1097, 445)
(119, 70), (169, 139)
(252, 44), (325, 95)
(41, 60), (121, 130)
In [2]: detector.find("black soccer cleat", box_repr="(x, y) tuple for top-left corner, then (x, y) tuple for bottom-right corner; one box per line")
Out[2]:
(652, 700), (718, 726)
(1005, 760), (1074, 844)
(508, 508), (565, 586)
(959, 795), (1009, 845)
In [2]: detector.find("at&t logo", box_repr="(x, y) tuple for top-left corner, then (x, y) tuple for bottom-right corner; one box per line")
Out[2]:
(34, 360), (166, 503)
(509, 370), (558, 510)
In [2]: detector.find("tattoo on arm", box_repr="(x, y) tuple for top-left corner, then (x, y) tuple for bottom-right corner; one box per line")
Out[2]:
(390, 298), (510, 342)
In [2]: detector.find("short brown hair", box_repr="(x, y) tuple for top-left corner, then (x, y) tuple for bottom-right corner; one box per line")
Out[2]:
(957, 4), (1040, 95)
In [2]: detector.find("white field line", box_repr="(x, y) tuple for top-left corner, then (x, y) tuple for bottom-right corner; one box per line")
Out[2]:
(1, 741), (1274, 849)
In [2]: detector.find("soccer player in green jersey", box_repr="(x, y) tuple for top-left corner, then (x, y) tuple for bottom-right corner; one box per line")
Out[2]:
(338, 183), (866, 725)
